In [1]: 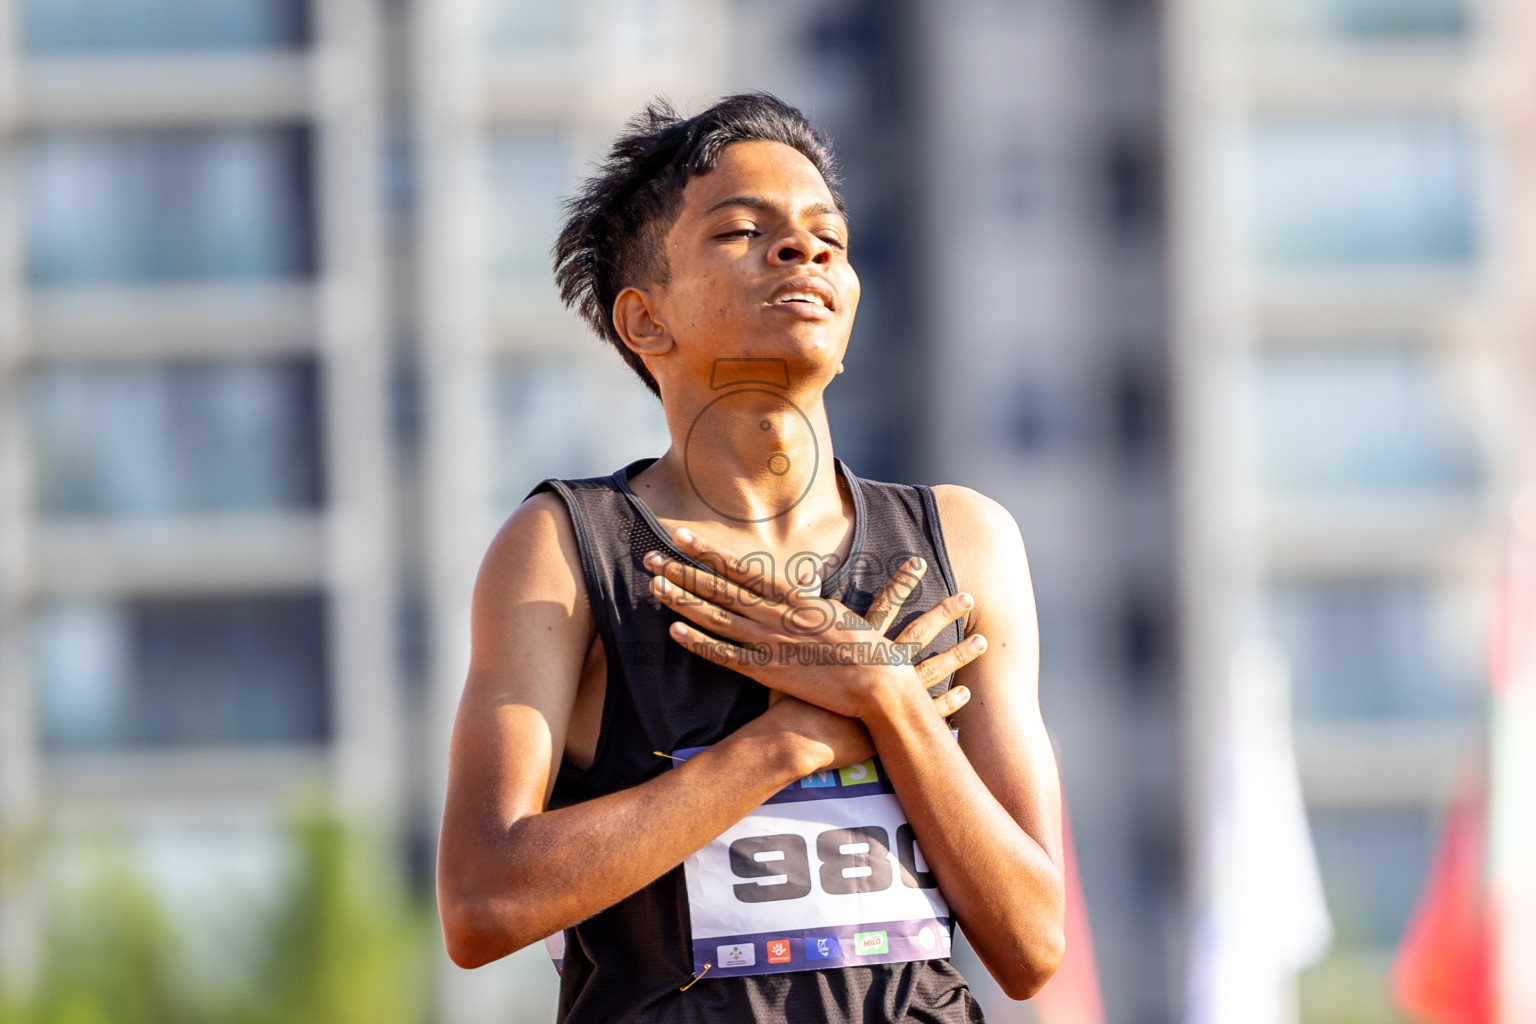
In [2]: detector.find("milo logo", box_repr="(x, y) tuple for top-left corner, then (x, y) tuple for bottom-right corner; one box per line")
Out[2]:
(853, 930), (889, 956)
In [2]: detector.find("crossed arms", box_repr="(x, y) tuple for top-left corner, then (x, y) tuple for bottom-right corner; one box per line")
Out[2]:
(435, 484), (1065, 999)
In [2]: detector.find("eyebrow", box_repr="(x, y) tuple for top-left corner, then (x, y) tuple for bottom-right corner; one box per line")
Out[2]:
(702, 194), (844, 221)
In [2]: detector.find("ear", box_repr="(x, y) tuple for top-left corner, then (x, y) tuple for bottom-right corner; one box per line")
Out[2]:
(612, 287), (673, 357)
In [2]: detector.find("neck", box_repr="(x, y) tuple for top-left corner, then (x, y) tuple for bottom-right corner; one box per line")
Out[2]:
(645, 385), (843, 546)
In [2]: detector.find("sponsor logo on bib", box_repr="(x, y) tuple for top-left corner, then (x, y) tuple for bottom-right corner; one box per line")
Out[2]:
(838, 758), (880, 787)
(854, 930), (889, 956)
(805, 935), (842, 960)
(718, 943), (755, 968)
(766, 939), (791, 963)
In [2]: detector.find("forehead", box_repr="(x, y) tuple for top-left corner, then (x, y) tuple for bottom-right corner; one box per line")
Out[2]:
(676, 140), (840, 220)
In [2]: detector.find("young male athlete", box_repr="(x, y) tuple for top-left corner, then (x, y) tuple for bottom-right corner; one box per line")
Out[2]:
(437, 94), (1065, 1022)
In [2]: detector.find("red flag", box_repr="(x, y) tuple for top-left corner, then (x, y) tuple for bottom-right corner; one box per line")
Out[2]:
(1033, 798), (1105, 1024)
(1392, 493), (1536, 1024)
(1390, 785), (1493, 1024)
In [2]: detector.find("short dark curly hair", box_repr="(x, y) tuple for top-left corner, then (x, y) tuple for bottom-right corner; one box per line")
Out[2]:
(552, 92), (845, 398)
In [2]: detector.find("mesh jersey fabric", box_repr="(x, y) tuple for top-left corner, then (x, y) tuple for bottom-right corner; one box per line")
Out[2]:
(527, 457), (988, 1024)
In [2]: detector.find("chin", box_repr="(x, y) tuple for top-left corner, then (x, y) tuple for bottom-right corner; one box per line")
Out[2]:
(765, 343), (846, 386)
(769, 322), (848, 357)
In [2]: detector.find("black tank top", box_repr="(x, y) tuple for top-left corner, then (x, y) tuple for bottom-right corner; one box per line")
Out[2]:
(529, 457), (986, 1024)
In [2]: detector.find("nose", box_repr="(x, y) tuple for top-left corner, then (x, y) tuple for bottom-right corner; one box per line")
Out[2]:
(768, 226), (832, 267)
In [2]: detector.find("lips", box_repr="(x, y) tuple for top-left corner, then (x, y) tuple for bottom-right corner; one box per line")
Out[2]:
(768, 277), (836, 312)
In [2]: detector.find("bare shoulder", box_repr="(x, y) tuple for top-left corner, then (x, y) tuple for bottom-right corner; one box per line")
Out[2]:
(477, 491), (584, 610)
(930, 484), (1024, 548)
(928, 484), (1036, 678)
(469, 489), (593, 679)
(928, 485), (1029, 590)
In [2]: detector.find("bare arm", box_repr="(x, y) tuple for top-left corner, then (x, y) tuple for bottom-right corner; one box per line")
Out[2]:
(645, 490), (1065, 998)
(865, 486), (1064, 998)
(435, 493), (972, 968)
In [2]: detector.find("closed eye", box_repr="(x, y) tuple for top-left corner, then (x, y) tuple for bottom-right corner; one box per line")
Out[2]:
(717, 229), (759, 240)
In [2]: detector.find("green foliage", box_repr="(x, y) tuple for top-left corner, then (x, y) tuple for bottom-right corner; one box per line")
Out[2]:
(1299, 948), (1412, 1024)
(241, 816), (431, 1024)
(1, 850), (192, 1024)
(0, 813), (433, 1024)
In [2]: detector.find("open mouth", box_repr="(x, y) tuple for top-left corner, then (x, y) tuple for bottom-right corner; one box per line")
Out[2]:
(769, 279), (835, 311)
(776, 291), (828, 308)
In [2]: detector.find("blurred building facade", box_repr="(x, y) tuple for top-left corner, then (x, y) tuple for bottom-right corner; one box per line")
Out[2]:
(891, 2), (1181, 1021)
(0, 0), (403, 992)
(2, 1), (1531, 1023)
(1169, 0), (1536, 1019)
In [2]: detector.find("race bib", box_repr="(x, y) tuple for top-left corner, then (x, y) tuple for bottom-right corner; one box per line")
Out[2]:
(674, 747), (951, 978)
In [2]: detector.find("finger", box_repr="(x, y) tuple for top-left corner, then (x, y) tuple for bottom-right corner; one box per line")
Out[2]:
(864, 557), (927, 634)
(651, 574), (768, 645)
(651, 549), (852, 639)
(929, 684), (971, 718)
(784, 551), (830, 602)
(669, 529), (801, 604)
(674, 529), (836, 609)
(894, 591), (975, 650)
(645, 551), (772, 619)
(666, 621), (770, 674)
(914, 633), (988, 688)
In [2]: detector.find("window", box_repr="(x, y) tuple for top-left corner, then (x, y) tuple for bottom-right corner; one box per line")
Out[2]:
(1009, 380), (1054, 451)
(1247, 116), (1478, 269)
(1308, 807), (1436, 947)
(30, 359), (322, 519)
(26, 127), (313, 285)
(492, 359), (669, 513)
(32, 594), (329, 750)
(1248, 0), (1470, 42)
(993, 145), (1046, 222)
(483, 0), (577, 54)
(1114, 359), (1163, 459)
(22, 0), (306, 53)
(1254, 346), (1481, 498)
(1266, 578), (1483, 721)
(485, 131), (573, 282)
(1106, 137), (1160, 237)
(1119, 592), (1165, 680)
(494, 361), (587, 509)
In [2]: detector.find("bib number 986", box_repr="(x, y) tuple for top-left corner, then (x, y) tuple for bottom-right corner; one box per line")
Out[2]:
(727, 824), (936, 903)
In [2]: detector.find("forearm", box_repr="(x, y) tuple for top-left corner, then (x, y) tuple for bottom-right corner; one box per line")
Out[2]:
(438, 721), (814, 968)
(865, 682), (1065, 999)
